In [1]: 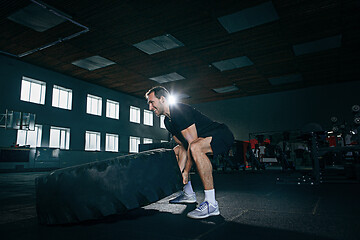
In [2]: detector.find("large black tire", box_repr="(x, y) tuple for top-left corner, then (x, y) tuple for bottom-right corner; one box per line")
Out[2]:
(35, 149), (182, 225)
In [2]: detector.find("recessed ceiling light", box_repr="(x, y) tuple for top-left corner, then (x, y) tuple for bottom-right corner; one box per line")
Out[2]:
(72, 56), (116, 71)
(149, 72), (185, 83)
(268, 73), (302, 85)
(292, 35), (342, 56)
(7, 3), (67, 32)
(212, 56), (253, 71)
(133, 34), (184, 55)
(213, 85), (239, 93)
(218, 1), (279, 33)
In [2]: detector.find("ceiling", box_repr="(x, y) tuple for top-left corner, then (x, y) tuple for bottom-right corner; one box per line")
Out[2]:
(0, 0), (359, 104)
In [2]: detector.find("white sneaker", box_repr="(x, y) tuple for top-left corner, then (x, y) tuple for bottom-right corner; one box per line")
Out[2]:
(169, 191), (197, 204)
(187, 201), (220, 219)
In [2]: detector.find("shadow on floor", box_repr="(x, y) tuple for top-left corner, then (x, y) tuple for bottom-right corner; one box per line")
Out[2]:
(1, 205), (335, 240)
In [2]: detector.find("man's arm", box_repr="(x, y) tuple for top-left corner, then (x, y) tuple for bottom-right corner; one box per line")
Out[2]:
(181, 124), (198, 144)
(180, 124), (198, 184)
(172, 135), (187, 172)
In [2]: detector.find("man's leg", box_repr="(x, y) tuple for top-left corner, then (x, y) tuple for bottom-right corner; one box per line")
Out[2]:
(173, 145), (192, 184)
(189, 137), (214, 190)
(173, 145), (187, 172)
(187, 137), (220, 219)
(170, 145), (196, 204)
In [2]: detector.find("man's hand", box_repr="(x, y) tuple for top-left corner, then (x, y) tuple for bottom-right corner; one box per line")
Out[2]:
(182, 171), (189, 185)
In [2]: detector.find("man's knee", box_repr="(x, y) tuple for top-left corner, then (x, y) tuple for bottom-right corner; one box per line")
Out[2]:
(189, 140), (204, 157)
(174, 145), (186, 160)
(190, 138), (213, 159)
(173, 145), (180, 156)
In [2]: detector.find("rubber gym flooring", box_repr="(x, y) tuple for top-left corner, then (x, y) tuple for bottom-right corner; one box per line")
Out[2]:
(0, 170), (359, 240)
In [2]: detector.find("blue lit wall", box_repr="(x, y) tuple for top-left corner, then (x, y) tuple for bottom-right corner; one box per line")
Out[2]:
(0, 54), (169, 152)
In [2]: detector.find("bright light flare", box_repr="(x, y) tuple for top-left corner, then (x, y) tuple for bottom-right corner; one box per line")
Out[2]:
(168, 94), (177, 105)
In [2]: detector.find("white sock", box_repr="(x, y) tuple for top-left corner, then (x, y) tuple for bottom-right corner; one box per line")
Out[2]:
(183, 181), (194, 195)
(204, 189), (216, 205)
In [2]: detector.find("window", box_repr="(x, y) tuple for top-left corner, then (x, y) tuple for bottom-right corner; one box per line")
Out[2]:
(143, 138), (153, 144)
(85, 131), (101, 151)
(106, 133), (118, 152)
(160, 115), (166, 129)
(129, 136), (140, 153)
(49, 126), (70, 149)
(17, 125), (42, 147)
(130, 106), (140, 123)
(20, 76), (46, 105)
(106, 99), (119, 119)
(143, 110), (153, 126)
(52, 85), (72, 110)
(86, 94), (102, 116)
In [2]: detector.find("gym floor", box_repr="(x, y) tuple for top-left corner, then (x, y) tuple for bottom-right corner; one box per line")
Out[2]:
(0, 170), (359, 240)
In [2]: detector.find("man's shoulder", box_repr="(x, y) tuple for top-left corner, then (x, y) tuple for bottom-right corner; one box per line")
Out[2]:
(170, 103), (196, 119)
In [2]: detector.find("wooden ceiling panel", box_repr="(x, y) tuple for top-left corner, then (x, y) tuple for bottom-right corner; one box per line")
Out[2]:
(0, 0), (358, 103)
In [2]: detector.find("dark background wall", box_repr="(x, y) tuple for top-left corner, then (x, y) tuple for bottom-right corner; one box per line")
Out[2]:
(0, 55), (169, 152)
(194, 81), (360, 141)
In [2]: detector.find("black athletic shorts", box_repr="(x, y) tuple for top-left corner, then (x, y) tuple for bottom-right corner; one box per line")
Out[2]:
(201, 124), (234, 157)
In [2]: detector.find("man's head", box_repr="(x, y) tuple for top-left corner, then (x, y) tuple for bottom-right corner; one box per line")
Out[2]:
(145, 86), (170, 100)
(145, 86), (170, 117)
